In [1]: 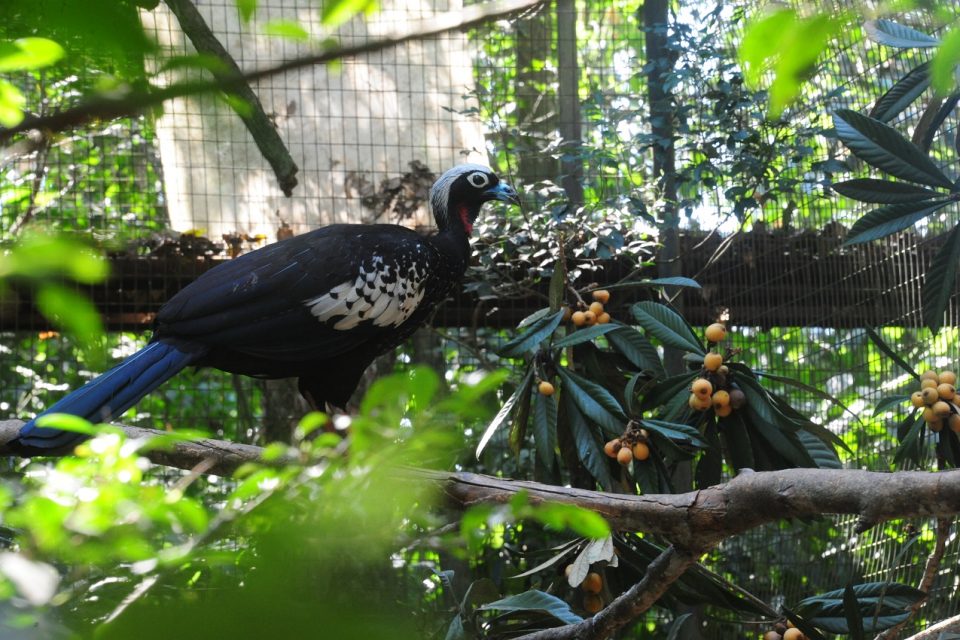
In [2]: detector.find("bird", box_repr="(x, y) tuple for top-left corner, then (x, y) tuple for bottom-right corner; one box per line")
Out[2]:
(10, 164), (519, 455)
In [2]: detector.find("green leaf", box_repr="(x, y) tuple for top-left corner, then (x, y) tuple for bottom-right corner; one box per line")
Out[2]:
(0, 38), (65, 72)
(532, 391), (558, 469)
(552, 323), (619, 348)
(263, 20), (311, 41)
(640, 419), (708, 448)
(797, 430), (841, 469)
(639, 277), (701, 289)
(869, 63), (931, 122)
(478, 590), (583, 626)
(236, 0), (257, 22)
(476, 369), (533, 458)
(833, 109), (954, 189)
(632, 301), (705, 355)
(322, 0), (379, 28)
(607, 327), (665, 376)
(865, 19), (940, 49)
(35, 283), (104, 358)
(843, 199), (953, 245)
(509, 371), (534, 455)
(893, 412), (923, 466)
(719, 412), (755, 472)
(832, 178), (942, 204)
(932, 29), (960, 94)
(874, 395), (910, 416)
(548, 262), (565, 312)
(0, 79), (25, 128)
(533, 503), (609, 539)
(844, 583), (866, 640)
(923, 223), (960, 333)
(865, 326), (919, 379)
(499, 309), (565, 357)
(34, 413), (97, 434)
(739, 9), (798, 86)
(563, 392), (614, 490)
(557, 368), (626, 436)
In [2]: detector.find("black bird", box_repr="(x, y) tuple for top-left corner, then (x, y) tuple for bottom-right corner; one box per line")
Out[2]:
(12, 164), (518, 454)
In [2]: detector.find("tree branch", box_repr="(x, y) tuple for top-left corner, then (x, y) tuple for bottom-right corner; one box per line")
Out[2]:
(902, 613), (960, 640)
(162, 0), (299, 196)
(0, 0), (546, 144)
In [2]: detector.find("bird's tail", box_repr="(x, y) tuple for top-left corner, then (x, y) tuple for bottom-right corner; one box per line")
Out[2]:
(10, 340), (204, 455)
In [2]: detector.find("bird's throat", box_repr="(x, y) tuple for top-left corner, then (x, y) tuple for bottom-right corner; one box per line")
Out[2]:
(458, 204), (473, 235)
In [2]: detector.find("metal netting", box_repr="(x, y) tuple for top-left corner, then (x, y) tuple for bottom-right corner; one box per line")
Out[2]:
(2, 0), (960, 635)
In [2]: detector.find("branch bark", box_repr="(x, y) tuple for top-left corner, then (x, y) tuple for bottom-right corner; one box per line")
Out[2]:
(0, 0), (546, 144)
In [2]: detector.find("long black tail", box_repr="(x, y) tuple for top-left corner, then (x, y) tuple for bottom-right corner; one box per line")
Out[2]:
(10, 340), (205, 455)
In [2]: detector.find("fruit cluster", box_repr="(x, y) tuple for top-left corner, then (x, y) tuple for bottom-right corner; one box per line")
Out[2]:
(564, 565), (605, 614)
(909, 369), (960, 433)
(569, 290), (612, 327)
(603, 423), (651, 465)
(688, 323), (746, 416)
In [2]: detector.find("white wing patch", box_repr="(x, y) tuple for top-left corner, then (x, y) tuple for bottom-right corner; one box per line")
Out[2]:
(305, 255), (427, 331)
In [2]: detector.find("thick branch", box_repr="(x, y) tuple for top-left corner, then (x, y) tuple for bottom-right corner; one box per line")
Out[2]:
(163, 0), (299, 196)
(903, 613), (960, 640)
(0, 0), (545, 144)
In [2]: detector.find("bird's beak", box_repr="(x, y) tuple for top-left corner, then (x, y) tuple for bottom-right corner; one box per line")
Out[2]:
(484, 182), (520, 205)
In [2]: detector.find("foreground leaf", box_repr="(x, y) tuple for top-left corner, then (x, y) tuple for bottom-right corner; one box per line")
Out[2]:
(923, 222), (960, 334)
(833, 109), (954, 189)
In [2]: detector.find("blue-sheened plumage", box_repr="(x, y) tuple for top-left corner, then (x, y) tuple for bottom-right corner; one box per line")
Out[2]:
(12, 165), (518, 455)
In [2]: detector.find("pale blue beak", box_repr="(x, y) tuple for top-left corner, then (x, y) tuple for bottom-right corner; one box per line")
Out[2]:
(484, 182), (520, 205)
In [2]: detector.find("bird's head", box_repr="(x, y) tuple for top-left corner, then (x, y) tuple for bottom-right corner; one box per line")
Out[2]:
(430, 164), (519, 235)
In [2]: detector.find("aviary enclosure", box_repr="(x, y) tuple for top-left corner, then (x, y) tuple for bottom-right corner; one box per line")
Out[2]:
(0, 0), (959, 638)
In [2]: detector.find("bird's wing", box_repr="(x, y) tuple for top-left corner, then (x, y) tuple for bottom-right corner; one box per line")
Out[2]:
(156, 225), (440, 361)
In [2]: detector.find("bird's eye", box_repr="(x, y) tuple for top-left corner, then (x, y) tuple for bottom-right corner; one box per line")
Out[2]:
(467, 172), (490, 188)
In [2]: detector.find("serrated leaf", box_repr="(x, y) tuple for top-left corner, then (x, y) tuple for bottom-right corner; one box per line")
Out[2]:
(500, 309), (565, 357)
(563, 392), (614, 490)
(607, 327), (665, 377)
(864, 19), (940, 49)
(832, 178), (941, 204)
(632, 301), (705, 355)
(843, 199), (953, 245)
(532, 391), (558, 469)
(641, 372), (699, 412)
(479, 590), (583, 625)
(476, 369), (533, 458)
(553, 323), (619, 348)
(870, 63), (931, 122)
(557, 367), (626, 436)
(509, 372), (534, 455)
(923, 223), (960, 334)
(833, 109), (954, 189)
(917, 94), (960, 153)
(865, 326), (919, 379)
